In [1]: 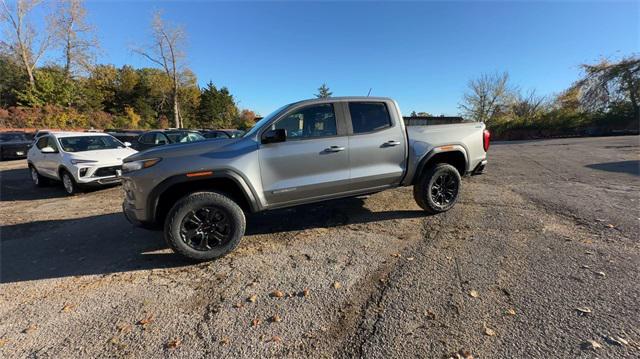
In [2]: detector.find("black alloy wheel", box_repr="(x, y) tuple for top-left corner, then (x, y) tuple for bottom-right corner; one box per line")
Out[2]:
(180, 206), (232, 251)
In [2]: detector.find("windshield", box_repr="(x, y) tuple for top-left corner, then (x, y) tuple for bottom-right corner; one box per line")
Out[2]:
(242, 103), (294, 138)
(0, 133), (28, 142)
(166, 132), (205, 143)
(58, 136), (125, 152)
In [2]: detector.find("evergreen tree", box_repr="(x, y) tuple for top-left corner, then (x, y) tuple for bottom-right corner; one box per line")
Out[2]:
(315, 83), (332, 98)
(197, 81), (238, 128)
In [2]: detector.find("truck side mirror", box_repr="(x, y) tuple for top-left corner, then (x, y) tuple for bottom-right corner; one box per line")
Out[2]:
(262, 129), (286, 144)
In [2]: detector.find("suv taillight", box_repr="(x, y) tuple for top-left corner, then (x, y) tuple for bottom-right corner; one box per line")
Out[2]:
(483, 129), (490, 152)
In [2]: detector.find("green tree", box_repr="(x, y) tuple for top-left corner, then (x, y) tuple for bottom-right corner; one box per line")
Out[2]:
(197, 81), (238, 128)
(0, 54), (27, 107)
(459, 72), (512, 123)
(577, 56), (640, 121)
(315, 83), (332, 98)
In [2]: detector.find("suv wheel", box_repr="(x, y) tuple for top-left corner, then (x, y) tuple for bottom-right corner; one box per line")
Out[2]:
(165, 191), (246, 262)
(413, 163), (461, 214)
(30, 165), (48, 187)
(61, 170), (78, 195)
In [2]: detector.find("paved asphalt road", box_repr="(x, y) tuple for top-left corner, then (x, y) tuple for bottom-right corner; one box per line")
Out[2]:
(0, 135), (638, 358)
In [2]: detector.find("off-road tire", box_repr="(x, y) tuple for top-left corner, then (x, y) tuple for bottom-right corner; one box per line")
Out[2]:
(165, 191), (246, 262)
(413, 163), (461, 214)
(29, 165), (49, 187)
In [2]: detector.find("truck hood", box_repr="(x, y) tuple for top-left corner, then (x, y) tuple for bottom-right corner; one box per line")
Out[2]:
(126, 138), (249, 161)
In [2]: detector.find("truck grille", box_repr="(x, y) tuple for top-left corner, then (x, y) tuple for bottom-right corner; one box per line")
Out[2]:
(94, 165), (121, 177)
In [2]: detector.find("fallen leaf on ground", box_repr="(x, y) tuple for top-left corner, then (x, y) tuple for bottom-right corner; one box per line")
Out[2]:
(606, 224), (615, 228)
(61, 304), (75, 313)
(270, 335), (282, 343)
(137, 314), (154, 325)
(391, 253), (401, 258)
(406, 257), (415, 261)
(333, 281), (342, 289)
(247, 294), (258, 303)
(506, 308), (516, 316)
(22, 324), (37, 334)
(116, 323), (132, 333)
(302, 288), (310, 297)
(469, 290), (479, 298)
(252, 318), (262, 327)
(220, 337), (230, 346)
(166, 338), (181, 349)
(614, 337), (629, 345)
(0, 338), (7, 347)
(594, 271), (606, 277)
(271, 314), (282, 323)
(581, 265), (590, 269)
(576, 307), (592, 315)
(452, 349), (474, 359)
(604, 335), (627, 346)
(582, 339), (602, 350)
(425, 310), (436, 320)
(271, 290), (285, 298)
(233, 302), (244, 309)
(484, 326), (496, 336)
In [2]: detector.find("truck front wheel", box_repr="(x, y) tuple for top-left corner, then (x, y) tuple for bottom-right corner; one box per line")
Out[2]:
(165, 191), (246, 262)
(413, 163), (461, 214)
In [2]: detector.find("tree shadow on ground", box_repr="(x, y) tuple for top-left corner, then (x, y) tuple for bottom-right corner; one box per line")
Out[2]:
(585, 160), (640, 176)
(1, 197), (426, 283)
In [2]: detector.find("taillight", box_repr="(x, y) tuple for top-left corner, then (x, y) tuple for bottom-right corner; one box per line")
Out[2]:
(483, 129), (490, 152)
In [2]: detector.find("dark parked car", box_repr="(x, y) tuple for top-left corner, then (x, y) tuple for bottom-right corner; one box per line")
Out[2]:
(136, 130), (206, 151)
(0, 132), (32, 160)
(105, 129), (146, 149)
(201, 129), (245, 139)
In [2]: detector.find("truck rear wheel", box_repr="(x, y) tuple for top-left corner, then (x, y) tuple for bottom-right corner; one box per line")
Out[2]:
(413, 163), (461, 214)
(165, 191), (246, 262)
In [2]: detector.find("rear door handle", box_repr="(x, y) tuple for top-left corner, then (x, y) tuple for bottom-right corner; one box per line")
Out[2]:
(325, 146), (345, 152)
(384, 140), (401, 146)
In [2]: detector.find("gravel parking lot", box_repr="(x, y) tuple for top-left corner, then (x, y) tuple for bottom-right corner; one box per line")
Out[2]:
(1, 135), (639, 358)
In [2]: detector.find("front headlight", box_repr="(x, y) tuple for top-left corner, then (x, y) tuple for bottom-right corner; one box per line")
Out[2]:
(122, 158), (161, 173)
(70, 159), (98, 165)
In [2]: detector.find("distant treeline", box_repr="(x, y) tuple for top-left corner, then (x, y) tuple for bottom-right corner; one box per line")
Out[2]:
(458, 56), (639, 140)
(0, 1), (254, 131)
(0, 58), (257, 131)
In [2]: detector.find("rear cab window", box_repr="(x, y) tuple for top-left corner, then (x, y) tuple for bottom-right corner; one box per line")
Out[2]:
(348, 102), (392, 134)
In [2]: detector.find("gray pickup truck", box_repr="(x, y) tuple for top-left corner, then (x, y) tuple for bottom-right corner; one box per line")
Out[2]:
(122, 97), (489, 261)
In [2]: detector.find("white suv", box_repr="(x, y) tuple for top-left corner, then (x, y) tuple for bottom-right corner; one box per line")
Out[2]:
(27, 132), (137, 195)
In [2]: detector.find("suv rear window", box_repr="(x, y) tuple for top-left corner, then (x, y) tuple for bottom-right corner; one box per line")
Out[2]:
(349, 102), (392, 134)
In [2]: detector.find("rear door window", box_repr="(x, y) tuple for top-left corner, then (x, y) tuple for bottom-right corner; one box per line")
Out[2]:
(139, 133), (154, 144)
(349, 102), (392, 134)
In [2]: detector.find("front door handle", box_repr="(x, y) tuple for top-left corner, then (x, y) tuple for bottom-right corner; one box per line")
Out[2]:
(384, 140), (401, 146)
(325, 146), (345, 152)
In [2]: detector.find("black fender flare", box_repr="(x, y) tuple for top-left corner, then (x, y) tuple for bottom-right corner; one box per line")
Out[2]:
(147, 169), (261, 222)
(413, 145), (468, 183)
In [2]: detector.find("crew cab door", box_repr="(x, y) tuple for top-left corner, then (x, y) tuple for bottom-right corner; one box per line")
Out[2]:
(258, 102), (350, 206)
(346, 101), (406, 190)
